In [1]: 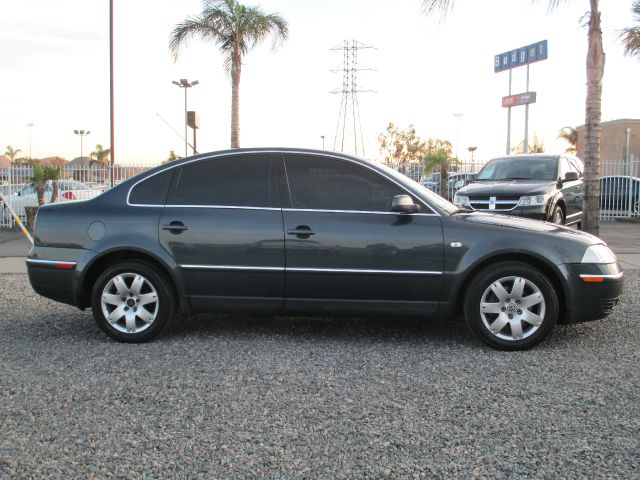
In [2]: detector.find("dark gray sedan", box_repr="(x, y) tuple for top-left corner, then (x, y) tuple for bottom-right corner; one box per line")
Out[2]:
(26, 148), (623, 350)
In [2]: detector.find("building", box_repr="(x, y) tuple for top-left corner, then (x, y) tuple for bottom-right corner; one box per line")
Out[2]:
(577, 119), (640, 162)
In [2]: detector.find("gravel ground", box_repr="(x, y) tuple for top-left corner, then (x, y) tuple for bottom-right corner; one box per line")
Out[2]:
(1, 273), (638, 479)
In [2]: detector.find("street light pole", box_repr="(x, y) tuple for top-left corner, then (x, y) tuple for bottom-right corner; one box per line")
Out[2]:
(74, 129), (91, 162)
(172, 79), (199, 157)
(26, 123), (34, 160)
(452, 113), (463, 159)
(321, 135), (325, 150)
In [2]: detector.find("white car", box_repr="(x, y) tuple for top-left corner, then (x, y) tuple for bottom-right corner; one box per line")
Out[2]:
(7, 180), (103, 219)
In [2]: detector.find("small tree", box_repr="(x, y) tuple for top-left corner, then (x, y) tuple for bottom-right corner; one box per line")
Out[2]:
(558, 127), (578, 154)
(377, 123), (428, 173)
(422, 139), (458, 198)
(164, 150), (181, 163)
(511, 133), (545, 154)
(5, 146), (22, 165)
(90, 144), (111, 167)
(30, 163), (61, 206)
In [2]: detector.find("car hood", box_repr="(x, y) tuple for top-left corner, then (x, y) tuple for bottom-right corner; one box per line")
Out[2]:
(459, 211), (601, 244)
(458, 180), (555, 196)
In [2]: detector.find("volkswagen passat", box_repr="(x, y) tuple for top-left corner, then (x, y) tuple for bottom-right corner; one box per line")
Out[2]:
(26, 149), (623, 350)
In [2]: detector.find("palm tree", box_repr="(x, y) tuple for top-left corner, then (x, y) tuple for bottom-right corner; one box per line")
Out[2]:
(90, 144), (111, 167)
(170, 0), (288, 148)
(423, 139), (458, 198)
(422, 0), (605, 236)
(558, 126), (578, 154)
(620, 0), (640, 59)
(5, 146), (22, 164)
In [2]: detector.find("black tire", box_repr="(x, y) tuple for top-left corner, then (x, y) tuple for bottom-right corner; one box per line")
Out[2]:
(551, 205), (565, 225)
(463, 261), (559, 351)
(91, 260), (176, 343)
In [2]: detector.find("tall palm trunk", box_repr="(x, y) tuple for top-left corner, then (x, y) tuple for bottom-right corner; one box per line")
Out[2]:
(231, 49), (242, 148)
(582, 0), (604, 236)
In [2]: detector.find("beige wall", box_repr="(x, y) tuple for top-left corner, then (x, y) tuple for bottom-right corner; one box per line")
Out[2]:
(577, 119), (640, 162)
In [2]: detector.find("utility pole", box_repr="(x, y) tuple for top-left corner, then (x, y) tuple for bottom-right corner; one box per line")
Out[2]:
(330, 40), (375, 156)
(26, 123), (34, 160)
(172, 79), (199, 157)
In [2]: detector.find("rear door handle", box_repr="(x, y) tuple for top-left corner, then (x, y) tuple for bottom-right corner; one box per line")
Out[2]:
(287, 225), (315, 238)
(162, 221), (188, 234)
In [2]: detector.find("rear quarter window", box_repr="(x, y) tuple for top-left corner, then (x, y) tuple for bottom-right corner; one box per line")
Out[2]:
(129, 170), (173, 205)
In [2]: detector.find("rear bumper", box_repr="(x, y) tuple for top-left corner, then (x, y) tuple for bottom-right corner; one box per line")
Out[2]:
(560, 263), (624, 324)
(27, 260), (78, 306)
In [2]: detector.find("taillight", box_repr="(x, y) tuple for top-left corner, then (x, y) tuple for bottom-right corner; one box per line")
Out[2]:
(63, 191), (76, 200)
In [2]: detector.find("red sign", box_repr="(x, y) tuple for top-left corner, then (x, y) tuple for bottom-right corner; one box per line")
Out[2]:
(502, 92), (537, 108)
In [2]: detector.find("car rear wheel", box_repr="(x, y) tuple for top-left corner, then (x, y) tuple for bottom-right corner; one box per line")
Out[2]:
(91, 260), (175, 343)
(463, 262), (558, 350)
(551, 206), (564, 225)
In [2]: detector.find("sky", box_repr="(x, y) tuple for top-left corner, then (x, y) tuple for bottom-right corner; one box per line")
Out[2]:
(1, 0), (639, 166)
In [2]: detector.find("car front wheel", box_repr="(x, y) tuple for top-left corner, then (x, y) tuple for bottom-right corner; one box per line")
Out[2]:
(551, 206), (565, 225)
(463, 262), (559, 350)
(91, 260), (175, 343)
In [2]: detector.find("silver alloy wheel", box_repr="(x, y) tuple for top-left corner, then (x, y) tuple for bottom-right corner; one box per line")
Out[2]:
(479, 276), (546, 341)
(100, 272), (159, 334)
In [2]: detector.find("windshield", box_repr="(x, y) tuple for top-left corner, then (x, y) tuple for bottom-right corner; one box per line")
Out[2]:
(476, 156), (558, 181)
(373, 161), (458, 214)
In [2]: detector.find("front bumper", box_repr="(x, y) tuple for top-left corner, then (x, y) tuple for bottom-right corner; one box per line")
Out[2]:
(471, 204), (548, 221)
(559, 262), (624, 324)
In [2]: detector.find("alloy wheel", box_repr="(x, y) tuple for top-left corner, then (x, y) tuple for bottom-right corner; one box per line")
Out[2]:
(100, 272), (159, 334)
(479, 276), (546, 341)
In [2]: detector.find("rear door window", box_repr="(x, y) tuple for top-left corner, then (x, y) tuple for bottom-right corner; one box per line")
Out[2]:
(168, 155), (273, 208)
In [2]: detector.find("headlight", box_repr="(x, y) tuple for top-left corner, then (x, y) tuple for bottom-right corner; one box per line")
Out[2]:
(581, 244), (617, 264)
(518, 193), (550, 207)
(454, 194), (470, 207)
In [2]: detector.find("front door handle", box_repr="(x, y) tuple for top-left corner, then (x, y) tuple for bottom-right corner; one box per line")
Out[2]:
(162, 221), (188, 234)
(287, 225), (315, 238)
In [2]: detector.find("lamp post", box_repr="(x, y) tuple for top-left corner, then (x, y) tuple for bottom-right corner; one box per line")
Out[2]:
(74, 129), (91, 163)
(172, 79), (199, 157)
(321, 135), (325, 150)
(452, 113), (463, 160)
(467, 146), (477, 164)
(26, 123), (34, 160)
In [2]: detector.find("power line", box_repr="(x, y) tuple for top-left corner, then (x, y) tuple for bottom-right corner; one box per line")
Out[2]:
(330, 40), (375, 156)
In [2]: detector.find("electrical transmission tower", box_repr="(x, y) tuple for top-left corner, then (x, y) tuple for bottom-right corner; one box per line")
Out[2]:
(330, 40), (374, 156)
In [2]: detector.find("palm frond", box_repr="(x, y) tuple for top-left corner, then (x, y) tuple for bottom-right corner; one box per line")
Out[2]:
(619, 0), (640, 59)
(421, 0), (455, 17)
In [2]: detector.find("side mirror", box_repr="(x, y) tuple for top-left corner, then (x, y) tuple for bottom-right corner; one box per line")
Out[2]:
(564, 171), (579, 182)
(391, 195), (418, 214)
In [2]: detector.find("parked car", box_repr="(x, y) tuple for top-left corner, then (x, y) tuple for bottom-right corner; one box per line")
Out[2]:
(454, 154), (584, 226)
(600, 175), (640, 216)
(8, 180), (103, 218)
(27, 148), (622, 350)
(420, 172), (441, 189)
(421, 172), (477, 200)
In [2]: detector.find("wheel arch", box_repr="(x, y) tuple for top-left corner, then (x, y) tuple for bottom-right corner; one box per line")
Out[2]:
(78, 248), (186, 313)
(550, 195), (566, 221)
(451, 252), (568, 324)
